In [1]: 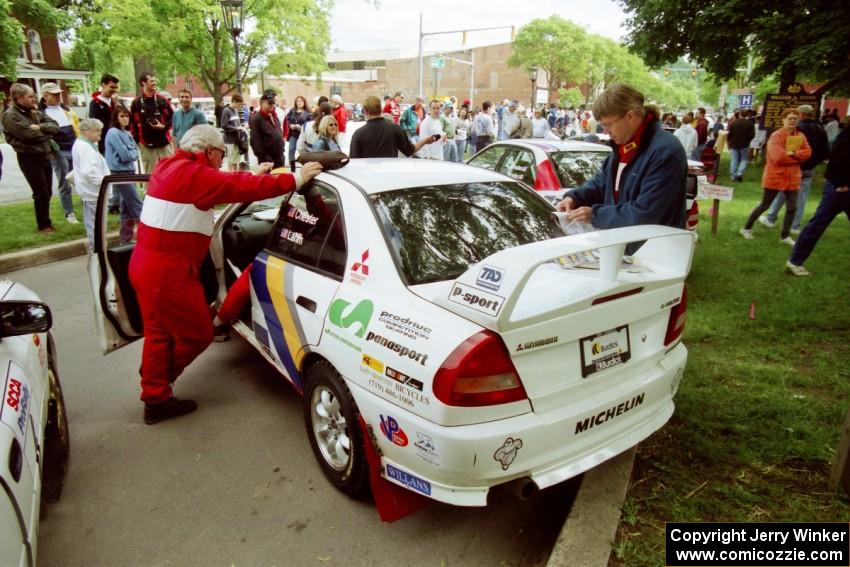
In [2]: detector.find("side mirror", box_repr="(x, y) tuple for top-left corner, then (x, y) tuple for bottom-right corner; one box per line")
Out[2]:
(0, 301), (52, 338)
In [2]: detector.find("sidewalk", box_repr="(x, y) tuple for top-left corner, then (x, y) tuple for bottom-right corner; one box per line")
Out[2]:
(0, 143), (35, 204)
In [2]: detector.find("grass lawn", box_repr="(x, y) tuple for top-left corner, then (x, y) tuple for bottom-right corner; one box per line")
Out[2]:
(612, 159), (850, 565)
(0, 196), (121, 255)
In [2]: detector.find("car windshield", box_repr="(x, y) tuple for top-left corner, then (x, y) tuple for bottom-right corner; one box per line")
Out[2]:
(370, 182), (562, 285)
(550, 151), (609, 188)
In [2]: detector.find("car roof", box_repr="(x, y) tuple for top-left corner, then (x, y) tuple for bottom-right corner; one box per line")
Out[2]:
(324, 158), (511, 194)
(484, 139), (612, 154)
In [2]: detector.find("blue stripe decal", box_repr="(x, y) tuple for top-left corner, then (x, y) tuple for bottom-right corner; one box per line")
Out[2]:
(251, 253), (302, 388)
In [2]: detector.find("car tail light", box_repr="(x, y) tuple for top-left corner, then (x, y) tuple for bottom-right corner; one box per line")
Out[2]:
(534, 159), (560, 191)
(433, 331), (528, 407)
(664, 285), (688, 346)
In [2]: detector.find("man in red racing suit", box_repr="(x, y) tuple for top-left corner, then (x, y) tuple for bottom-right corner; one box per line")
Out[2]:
(129, 125), (321, 424)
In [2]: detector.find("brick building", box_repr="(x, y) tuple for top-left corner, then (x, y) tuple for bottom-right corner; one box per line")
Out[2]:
(254, 42), (550, 109)
(1, 26), (91, 106)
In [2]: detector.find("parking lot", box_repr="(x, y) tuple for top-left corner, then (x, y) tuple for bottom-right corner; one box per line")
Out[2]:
(14, 255), (579, 567)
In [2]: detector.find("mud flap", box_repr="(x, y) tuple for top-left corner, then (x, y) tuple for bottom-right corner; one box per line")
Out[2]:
(358, 416), (431, 522)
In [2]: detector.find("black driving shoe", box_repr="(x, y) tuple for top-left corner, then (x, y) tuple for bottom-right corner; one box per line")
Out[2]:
(144, 397), (198, 425)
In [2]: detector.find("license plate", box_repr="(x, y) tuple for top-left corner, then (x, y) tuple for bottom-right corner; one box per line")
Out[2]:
(579, 325), (631, 378)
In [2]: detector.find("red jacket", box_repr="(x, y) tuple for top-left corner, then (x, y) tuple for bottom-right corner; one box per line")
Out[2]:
(762, 128), (813, 191)
(333, 105), (348, 133)
(383, 100), (400, 124)
(136, 150), (301, 265)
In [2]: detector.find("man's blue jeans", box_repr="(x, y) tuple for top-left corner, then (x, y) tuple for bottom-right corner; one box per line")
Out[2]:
(729, 148), (749, 178)
(51, 149), (74, 216)
(767, 169), (814, 230)
(789, 181), (850, 266)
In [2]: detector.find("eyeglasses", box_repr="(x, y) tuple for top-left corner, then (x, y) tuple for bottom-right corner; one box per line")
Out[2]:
(600, 114), (626, 130)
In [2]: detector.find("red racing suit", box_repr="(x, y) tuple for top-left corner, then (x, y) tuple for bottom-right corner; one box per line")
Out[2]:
(129, 150), (302, 404)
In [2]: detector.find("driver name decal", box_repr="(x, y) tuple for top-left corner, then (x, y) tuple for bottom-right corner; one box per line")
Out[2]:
(286, 206), (318, 225)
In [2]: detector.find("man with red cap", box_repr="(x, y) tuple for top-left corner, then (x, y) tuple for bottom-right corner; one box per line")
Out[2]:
(130, 124), (322, 424)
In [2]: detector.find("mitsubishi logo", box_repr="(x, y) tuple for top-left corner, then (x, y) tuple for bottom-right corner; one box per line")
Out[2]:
(352, 249), (369, 275)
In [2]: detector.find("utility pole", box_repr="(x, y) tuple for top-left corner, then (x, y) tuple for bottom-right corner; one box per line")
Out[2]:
(417, 20), (514, 100)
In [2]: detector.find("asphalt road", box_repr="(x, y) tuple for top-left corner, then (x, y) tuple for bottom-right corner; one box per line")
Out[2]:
(8, 255), (579, 567)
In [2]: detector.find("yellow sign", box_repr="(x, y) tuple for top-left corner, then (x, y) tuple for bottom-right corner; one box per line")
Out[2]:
(362, 354), (385, 373)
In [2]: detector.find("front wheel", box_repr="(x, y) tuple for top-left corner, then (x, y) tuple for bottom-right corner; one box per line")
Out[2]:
(42, 345), (70, 504)
(303, 361), (369, 498)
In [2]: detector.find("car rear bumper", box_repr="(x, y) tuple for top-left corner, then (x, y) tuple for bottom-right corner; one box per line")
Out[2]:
(351, 343), (687, 507)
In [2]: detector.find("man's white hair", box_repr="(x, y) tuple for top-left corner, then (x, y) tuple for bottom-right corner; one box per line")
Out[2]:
(331, 94), (343, 104)
(78, 118), (103, 132)
(10, 83), (34, 100)
(179, 124), (225, 153)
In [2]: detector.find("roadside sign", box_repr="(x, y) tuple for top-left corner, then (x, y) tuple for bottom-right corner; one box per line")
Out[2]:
(431, 57), (445, 69)
(763, 83), (820, 129)
(535, 89), (548, 105)
(330, 86), (342, 97)
(698, 184), (734, 202)
(739, 94), (753, 108)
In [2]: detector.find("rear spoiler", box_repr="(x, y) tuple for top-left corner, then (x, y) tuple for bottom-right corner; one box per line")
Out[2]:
(434, 225), (695, 332)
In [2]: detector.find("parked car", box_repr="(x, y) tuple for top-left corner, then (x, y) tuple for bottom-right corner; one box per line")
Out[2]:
(467, 139), (610, 204)
(468, 139), (703, 233)
(0, 282), (70, 566)
(88, 161), (694, 507)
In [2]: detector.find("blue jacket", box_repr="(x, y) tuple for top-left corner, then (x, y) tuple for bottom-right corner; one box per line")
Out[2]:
(105, 127), (139, 172)
(567, 119), (687, 230)
(172, 107), (208, 144)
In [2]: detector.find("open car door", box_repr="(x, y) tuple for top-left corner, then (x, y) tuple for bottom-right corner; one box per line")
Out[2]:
(87, 173), (149, 354)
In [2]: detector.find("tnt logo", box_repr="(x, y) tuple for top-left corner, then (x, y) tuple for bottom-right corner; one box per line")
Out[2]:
(379, 414), (409, 447)
(476, 265), (504, 291)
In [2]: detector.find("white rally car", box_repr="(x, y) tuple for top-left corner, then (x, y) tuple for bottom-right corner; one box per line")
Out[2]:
(0, 282), (70, 566)
(89, 160), (693, 506)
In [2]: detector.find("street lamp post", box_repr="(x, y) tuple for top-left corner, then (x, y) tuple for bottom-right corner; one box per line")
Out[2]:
(529, 67), (539, 111)
(220, 0), (245, 95)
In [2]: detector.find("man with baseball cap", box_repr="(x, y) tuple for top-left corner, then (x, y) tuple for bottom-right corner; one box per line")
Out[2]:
(250, 89), (286, 168)
(38, 82), (81, 224)
(761, 103), (830, 233)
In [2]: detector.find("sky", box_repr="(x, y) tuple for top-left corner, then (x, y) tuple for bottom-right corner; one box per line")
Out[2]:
(328, 0), (628, 54)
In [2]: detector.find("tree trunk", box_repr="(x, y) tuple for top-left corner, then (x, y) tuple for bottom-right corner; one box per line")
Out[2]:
(132, 56), (153, 96)
(779, 64), (798, 92)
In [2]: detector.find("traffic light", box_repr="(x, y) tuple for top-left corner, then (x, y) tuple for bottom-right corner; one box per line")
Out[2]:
(691, 68), (698, 78)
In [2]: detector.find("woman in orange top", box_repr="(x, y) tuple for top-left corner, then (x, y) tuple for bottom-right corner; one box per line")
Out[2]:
(741, 108), (812, 243)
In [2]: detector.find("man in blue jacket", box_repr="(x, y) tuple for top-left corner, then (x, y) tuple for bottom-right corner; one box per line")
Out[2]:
(556, 84), (687, 231)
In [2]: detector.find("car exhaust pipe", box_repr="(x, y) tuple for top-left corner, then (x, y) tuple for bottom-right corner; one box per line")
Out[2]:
(503, 476), (539, 500)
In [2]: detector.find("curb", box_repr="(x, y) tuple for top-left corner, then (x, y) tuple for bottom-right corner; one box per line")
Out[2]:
(0, 233), (120, 275)
(546, 447), (636, 567)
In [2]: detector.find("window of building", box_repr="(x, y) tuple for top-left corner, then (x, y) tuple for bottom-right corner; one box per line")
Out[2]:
(27, 30), (45, 63)
(185, 80), (193, 91)
(18, 43), (27, 60)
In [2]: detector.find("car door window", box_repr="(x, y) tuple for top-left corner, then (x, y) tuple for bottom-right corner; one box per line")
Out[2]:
(467, 145), (508, 170)
(498, 149), (536, 186)
(268, 185), (347, 278)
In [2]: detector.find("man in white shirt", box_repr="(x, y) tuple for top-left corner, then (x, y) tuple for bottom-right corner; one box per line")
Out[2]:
(673, 112), (698, 157)
(418, 99), (445, 160)
(39, 82), (81, 224)
(502, 102), (520, 139)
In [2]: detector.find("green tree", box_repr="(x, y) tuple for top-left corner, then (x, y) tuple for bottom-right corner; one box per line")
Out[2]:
(67, 0), (331, 106)
(509, 16), (591, 104)
(618, 0), (850, 95)
(1, 0), (68, 79)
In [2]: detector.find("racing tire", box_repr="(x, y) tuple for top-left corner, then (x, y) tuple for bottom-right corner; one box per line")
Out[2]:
(303, 361), (369, 498)
(42, 337), (70, 504)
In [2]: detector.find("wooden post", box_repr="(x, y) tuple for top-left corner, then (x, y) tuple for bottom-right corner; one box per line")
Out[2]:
(711, 199), (720, 234)
(830, 406), (850, 495)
